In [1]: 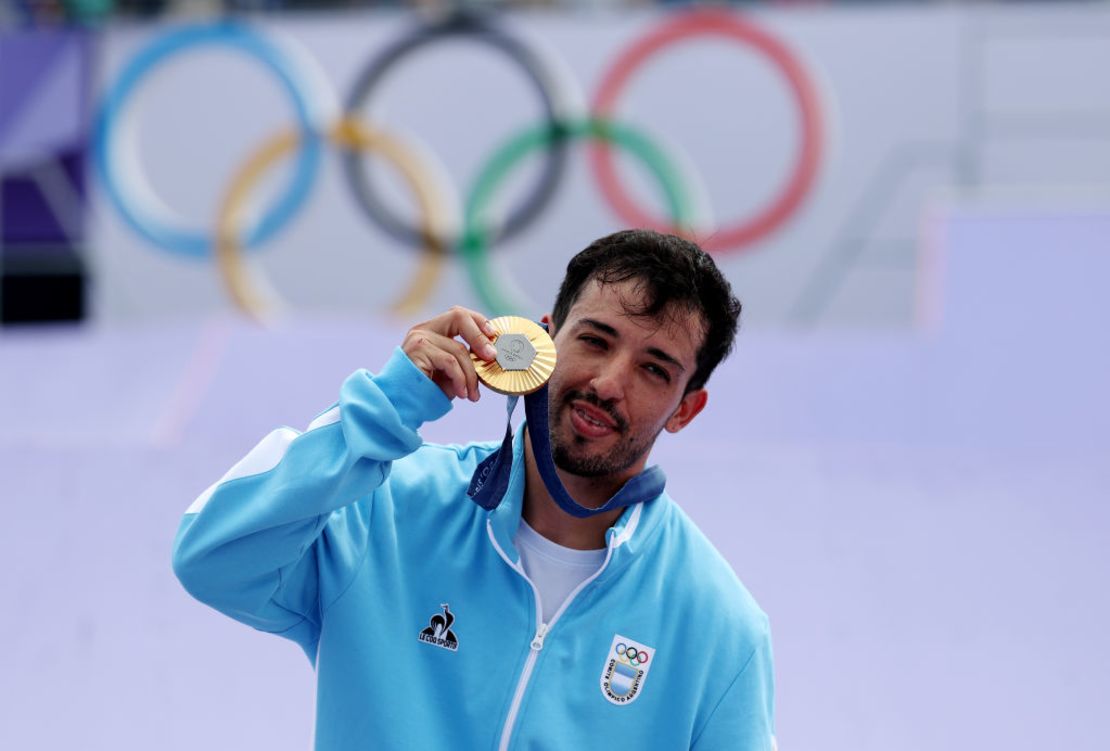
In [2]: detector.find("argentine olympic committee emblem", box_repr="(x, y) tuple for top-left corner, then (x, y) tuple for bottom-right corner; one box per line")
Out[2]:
(600, 633), (655, 705)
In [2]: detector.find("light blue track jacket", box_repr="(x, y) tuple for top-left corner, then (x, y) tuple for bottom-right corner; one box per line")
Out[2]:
(173, 348), (776, 750)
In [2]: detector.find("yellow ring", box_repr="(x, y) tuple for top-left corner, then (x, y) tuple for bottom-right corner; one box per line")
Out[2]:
(215, 118), (450, 321)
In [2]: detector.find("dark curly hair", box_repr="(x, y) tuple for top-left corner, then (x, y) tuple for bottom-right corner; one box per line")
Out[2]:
(551, 229), (741, 392)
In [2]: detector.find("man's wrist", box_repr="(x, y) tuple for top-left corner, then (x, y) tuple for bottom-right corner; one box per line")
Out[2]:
(373, 346), (453, 430)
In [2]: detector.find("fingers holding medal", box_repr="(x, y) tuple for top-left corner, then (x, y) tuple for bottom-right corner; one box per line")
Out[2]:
(403, 306), (499, 402)
(403, 308), (556, 401)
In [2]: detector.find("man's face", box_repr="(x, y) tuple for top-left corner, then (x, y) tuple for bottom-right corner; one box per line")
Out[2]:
(545, 279), (708, 482)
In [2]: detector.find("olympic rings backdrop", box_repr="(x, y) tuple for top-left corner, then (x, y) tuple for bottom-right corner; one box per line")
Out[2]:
(91, 9), (840, 324)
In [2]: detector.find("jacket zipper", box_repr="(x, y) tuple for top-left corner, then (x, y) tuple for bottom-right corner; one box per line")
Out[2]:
(487, 519), (615, 751)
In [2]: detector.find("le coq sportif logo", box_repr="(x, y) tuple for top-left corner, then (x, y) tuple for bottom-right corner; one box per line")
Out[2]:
(418, 603), (459, 652)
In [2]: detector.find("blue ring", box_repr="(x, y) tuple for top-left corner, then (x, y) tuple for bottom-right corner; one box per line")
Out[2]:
(93, 22), (322, 259)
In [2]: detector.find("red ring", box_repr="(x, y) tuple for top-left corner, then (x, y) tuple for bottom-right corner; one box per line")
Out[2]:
(589, 10), (824, 254)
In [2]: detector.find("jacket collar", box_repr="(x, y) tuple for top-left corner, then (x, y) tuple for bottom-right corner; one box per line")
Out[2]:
(485, 426), (670, 569)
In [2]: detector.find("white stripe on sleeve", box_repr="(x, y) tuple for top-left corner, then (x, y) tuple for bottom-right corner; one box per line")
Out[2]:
(306, 405), (341, 432)
(186, 427), (299, 514)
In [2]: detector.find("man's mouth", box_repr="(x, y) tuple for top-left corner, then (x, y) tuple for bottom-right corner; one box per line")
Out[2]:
(567, 399), (623, 439)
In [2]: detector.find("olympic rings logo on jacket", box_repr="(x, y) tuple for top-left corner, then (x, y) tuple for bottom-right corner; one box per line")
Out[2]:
(93, 9), (825, 320)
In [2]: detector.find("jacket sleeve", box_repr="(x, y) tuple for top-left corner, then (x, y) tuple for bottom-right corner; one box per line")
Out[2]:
(691, 621), (777, 751)
(171, 347), (451, 658)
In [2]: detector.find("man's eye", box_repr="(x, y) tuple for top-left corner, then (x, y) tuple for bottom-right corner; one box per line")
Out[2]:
(645, 363), (671, 382)
(580, 335), (606, 348)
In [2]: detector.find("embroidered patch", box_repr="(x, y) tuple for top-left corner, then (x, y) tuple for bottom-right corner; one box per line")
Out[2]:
(599, 633), (654, 705)
(417, 603), (459, 651)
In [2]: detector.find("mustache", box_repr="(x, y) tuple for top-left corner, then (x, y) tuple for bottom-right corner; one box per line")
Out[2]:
(560, 389), (628, 433)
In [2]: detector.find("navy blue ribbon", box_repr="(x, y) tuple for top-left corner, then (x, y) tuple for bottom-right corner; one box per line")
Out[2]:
(467, 383), (666, 518)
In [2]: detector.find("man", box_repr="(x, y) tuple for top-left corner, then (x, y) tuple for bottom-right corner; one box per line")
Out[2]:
(173, 229), (775, 750)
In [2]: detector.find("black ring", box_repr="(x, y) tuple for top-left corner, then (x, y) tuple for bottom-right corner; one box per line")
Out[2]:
(341, 12), (572, 250)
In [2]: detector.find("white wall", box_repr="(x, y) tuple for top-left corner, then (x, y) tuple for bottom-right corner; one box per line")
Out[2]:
(88, 5), (1110, 328)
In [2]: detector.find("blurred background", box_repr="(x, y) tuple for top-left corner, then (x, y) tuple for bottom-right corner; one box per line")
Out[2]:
(1, 0), (1108, 749)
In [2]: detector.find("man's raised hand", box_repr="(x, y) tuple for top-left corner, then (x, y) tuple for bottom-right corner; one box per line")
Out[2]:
(402, 306), (498, 402)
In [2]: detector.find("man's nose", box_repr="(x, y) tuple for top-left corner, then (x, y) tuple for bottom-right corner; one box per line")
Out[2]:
(589, 358), (627, 403)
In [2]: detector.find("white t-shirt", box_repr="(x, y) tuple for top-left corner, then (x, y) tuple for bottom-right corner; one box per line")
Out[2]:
(514, 520), (606, 625)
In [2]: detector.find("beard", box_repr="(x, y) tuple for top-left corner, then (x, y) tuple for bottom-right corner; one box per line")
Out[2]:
(549, 389), (660, 478)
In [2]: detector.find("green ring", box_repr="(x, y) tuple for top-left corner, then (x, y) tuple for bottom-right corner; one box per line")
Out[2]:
(461, 118), (696, 315)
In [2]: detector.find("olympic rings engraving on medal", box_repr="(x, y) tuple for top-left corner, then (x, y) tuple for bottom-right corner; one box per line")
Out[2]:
(94, 12), (825, 316)
(94, 22), (325, 258)
(216, 119), (451, 321)
(461, 118), (695, 316)
(590, 9), (824, 253)
(341, 12), (575, 249)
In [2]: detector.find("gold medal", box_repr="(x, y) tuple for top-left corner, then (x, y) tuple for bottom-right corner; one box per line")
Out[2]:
(471, 316), (557, 395)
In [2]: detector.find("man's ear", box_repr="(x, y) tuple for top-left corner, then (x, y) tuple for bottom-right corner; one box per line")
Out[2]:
(540, 313), (554, 335)
(665, 388), (708, 433)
